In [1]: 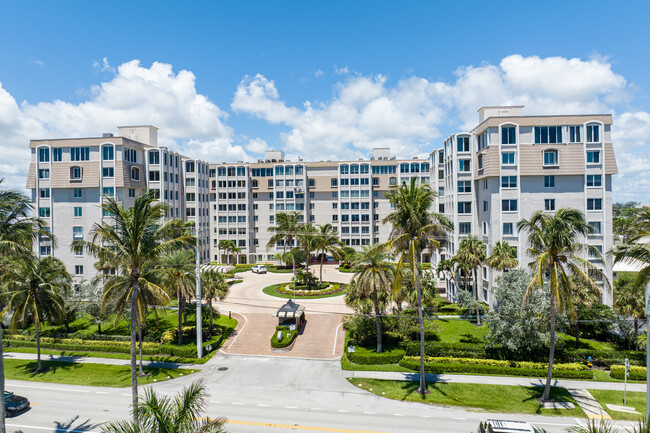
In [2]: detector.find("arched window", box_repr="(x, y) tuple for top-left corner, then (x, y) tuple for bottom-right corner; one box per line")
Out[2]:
(70, 166), (82, 181)
(131, 167), (140, 181)
(543, 150), (558, 166)
(586, 123), (600, 143)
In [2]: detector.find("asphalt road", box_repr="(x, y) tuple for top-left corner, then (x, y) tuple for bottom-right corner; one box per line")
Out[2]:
(4, 354), (622, 433)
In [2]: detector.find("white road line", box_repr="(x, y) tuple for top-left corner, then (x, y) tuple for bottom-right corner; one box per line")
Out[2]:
(332, 322), (344, 355)
(393, 414), (404, 417)
(311, 408), (323, 411)
(7, 423), (101, 433)
(285, 405), (298, 409)
(228, 312), (248, 349)
(257, 403), (271, 407)
(453, 417), (466, 420)
(232, 402), (245, 405)
(338, 409), (350, 413)
(96, 391), (108, 394)
(7, 383), (90, 393)
(210, 400), (222, 403)
(364, 411), (376, 415)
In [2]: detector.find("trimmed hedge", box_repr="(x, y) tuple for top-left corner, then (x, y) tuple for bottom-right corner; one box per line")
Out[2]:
(271, 326), (297, 348)
(562, 349), (645, 367)
(610, 365), (647, 381)
(412, 356), (588, 371)
(346, 349), (406, 365)
(403, 341), (487, 359)
(276, 283), (344, 297)
(398, 356), (593, 379)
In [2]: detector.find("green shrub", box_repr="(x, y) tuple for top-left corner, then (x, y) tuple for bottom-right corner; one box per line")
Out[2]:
(398, 356), (593, 379)
(403, 341), (487, 359)
(561, 349), (645, 367)
(346, 349), (405, 365)
(411, 356), (587, 371)
(271, 328), (297, 348)
(610, 365), (646, 381)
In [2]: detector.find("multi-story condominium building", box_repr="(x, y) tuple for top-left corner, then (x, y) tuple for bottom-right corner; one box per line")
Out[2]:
(26, 125), (209, 283)
(439, 106), (617, 306)
(208, 148), (436, 264)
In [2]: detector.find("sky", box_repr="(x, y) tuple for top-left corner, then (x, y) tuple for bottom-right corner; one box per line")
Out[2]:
(1, 0), (649, 203)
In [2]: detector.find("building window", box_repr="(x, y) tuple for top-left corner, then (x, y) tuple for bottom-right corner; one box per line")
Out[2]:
(543, 150), (558, 166)
(544, 175), (555, 188)
(102, 187), (114, 197)
(483, 179), (488, 190)
(587, 198), (602, 210)
(589, 221), (602, 234)
(483, 201), (488, 212)
(52, 148), (62, 162)
(457, 180), (471, 193)
(70, 147), (90, 161)
(185, 161), (195, 173)
(458, 160), (470, 172)
(74, 188), (82, 198)
(544, 199), (556, 211)
(130, 167), (140, 181)
(149, 171), (160, 181)
(501, 152), (515, 165)
(74, 207), (82, 217)
(39, 207), (50, 218)
(39, 188), (50, 198)
(39, 169), (50, 179)
(73, 226), (83, 239)
(569, 126), (581, 143)
(75, 265), (84, 276)
(309, 192), (315, 198)
(128, 188), (135, 198)
(503, 223), (514, 236)
(124, 148), (137, 163)
(458, 201), (472, 214)
(339, 164), (349, 175)
(478, 154), (484, 170)
(70, 166), (82, 181)
(38, 147), (50, 162)
(457, 136), (470, 152)
(459, 222), (472, 235)
(534, 126), (562, 144)
(502, 199), (517, 212)
(40, 245), (51, 256)
(501, 176), (517, 188)
(149, 151), (159, 165)
(587, 174), (602, 187)
(308, 179), (315, 187)
(186, 193), (195, 202)
(102, 146), (114, 161)
(586, 124), (600, 143)
(501, 126), (516, 144)
(586, 151), (600, 164)
(102, 167), (114, 178)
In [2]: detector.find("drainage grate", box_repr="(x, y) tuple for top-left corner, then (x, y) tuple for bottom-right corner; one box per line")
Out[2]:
(218, 367), (228, 371)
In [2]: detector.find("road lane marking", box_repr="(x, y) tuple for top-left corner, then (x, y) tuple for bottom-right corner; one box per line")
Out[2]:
(363, 411), (376, 415)
(338, 409), (350, 413)
(453, 417), (466, 420)
(311, 408), (323, 411)
(257, 403), (272, 407)
(227, 312), (248, 349)
(333, 322), (344, 355)
(7, 424), (100, 433)
(285, 405), (298, 409)
(232, 402), (245, 405)
(224, 419), (391, 432)
(7, 384), (90, 393)
(393, 414), (404, 417)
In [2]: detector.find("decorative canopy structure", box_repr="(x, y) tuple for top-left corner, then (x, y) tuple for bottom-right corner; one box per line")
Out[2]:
(274, 299), (305, 319)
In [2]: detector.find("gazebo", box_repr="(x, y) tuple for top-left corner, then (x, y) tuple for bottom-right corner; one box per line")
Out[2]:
(274, 299), (305, 328)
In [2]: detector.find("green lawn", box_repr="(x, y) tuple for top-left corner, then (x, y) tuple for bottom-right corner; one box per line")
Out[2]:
(4, 359), (195, 387)
(262, 282), (347, 299)
(349, 378), (585, 417)
(433, 318), (489, 344)
(588, 389), (646, 421)
(557, 334), (618, 351)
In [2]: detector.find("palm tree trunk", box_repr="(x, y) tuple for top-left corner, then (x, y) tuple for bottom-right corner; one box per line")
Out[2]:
(130, 277), (139, 421)
(35, 318), (41, 372)
(177, 288), (183, 346)
(0, 328), (5, 433)
(574, 319), (580, 349)
(373, 290), (383, 354)
(97, 321), (102, 335)
(319, 250), (325, 284)
(634, 318), (639, 351)
(305, 249), (310, 285)
(415, 254), (428, 395)
(473, 267), (481, 325)
(543, 294), (557, 402)
(209, 297), (214, 333)
(137, 316), (144, 376)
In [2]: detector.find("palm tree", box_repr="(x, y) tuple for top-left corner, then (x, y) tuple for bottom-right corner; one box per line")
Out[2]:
(384, 178), (452, 395)
(102, 379), (226, 433)
(613, 206), (650, 290)
(569, 276), (601, 349)
(76, 191), (193, 419)
(454, 236), (487, 324)
(267, 211), (301, 268)
(315, 224), (341, 284)
(161, 250), (196, 345)
(487, 241), (519, 271)
(0, 178), (47, 258)
(218, 239), (236, 265)
(614, 274), (645, 350)
(349, 244), (395, 353)
(201, 269), (230, 332)
(517, 208), (604, 402)
(1, 255), (69, 372)
(297, 223), (318, 285)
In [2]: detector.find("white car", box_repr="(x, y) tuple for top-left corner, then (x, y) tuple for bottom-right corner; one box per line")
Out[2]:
(251, 265), (267, 274)
(479, 420), (536, 433)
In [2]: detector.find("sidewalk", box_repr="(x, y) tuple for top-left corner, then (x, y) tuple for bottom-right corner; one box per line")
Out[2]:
(346, 371), (644, 419)
(3, 351), (201, 370)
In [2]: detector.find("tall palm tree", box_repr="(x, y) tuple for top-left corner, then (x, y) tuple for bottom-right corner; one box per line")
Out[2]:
(518, 208), (604, 402)
(614, 274), (645, 350)
(1, 255), (69, 371)
(102, 379), (226, 433)
(297, 223), (318, 284)
(384, 178), (452, 395)
(454, 236), (487, 324)
(569, 276), (601, 349)
(315, 224), (341, 284)
(161, 250), (196, 346)
(613, 205), (650, 290)
(201, 269), (230, 333)
(217, 239), (236, 265)
(76, 191), (193, 419)
(350, 244), (395, 353)
(267, 211), (301, 268)
(487, 241), (519, 271)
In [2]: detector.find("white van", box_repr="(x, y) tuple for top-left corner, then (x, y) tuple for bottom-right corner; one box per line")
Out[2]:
(479, 420), (536, 433)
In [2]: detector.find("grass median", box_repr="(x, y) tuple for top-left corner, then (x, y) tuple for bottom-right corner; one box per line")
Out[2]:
(349, 378), (585, 417)
(4, 358), (195, 387)
(588, 389), (646, 421)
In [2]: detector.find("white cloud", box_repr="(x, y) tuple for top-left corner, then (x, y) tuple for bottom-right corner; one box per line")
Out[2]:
(314, 69), (324, 77)
(612, 111), (650, 151)
(334, 65), (349, 75)
(92, 57), (115, 74)
(243, 137), (268, 154)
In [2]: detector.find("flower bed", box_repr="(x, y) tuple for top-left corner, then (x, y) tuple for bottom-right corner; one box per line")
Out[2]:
(276, 282), (345, 297)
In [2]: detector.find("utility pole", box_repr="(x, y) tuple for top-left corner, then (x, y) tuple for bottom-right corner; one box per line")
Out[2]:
(196, 228), (203, 359)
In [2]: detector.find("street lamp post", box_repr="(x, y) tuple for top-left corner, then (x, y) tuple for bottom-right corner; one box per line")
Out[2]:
(196, 228), (203, 359)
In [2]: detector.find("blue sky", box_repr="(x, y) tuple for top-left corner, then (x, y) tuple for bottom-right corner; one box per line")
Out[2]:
(1, 0), (649, 202)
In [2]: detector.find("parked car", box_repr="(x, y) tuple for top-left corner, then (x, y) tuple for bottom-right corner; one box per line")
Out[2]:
(251, 265), (267, 274)
(5, 391), (30, 417)
(478, 420), (535, 433)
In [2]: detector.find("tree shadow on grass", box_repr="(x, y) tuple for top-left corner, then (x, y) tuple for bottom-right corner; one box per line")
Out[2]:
(53, 415), (103, 432)
(19, 360), (82, 377)
(521, 386), (576, 414)
(397, 375), (450, 402)
(459, 332), (483, 344)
